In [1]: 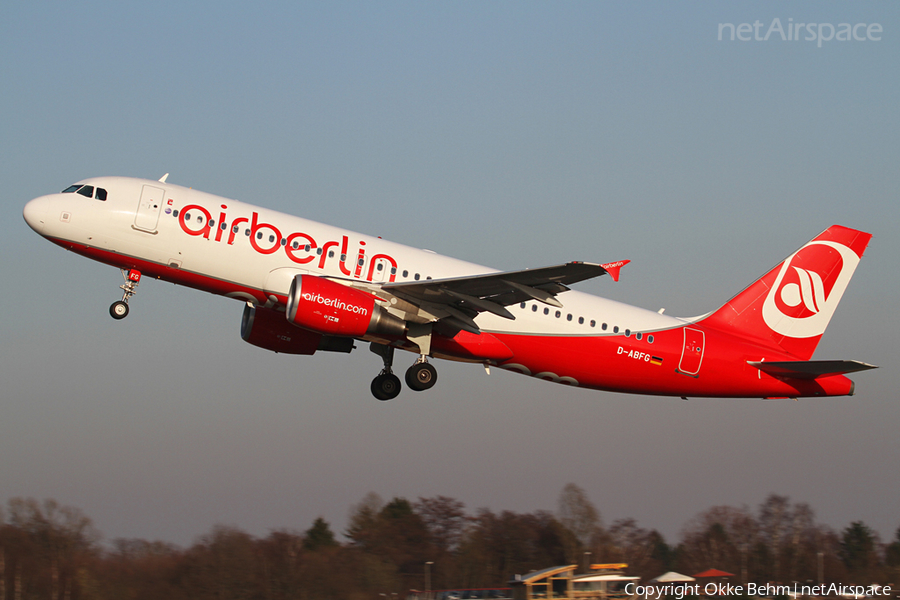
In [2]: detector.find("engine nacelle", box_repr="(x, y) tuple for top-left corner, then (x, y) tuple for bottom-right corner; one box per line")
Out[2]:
(241, 304), (323, 354)
(286, 275), (405, 338)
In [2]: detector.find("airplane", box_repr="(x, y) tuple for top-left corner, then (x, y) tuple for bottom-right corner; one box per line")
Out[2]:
(23, 175), (876, 401)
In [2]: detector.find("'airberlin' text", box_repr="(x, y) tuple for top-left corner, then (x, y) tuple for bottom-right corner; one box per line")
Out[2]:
(176, 203), (398, 282)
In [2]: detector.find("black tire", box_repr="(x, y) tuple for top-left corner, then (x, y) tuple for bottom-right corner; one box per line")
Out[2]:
(109, 301), (129, 320)
(371, 373), (401, 401)
(405, 362), (437, 391)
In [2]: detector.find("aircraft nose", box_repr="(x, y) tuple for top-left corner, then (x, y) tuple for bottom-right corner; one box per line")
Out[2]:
(23, 196), (48, 234)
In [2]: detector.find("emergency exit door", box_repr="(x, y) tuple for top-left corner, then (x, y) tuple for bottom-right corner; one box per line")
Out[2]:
(678, 327), (705, 376)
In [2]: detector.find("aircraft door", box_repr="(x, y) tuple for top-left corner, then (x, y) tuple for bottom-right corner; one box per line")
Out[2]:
(134, 185), (165, 233)
(678, 327), (705, 376)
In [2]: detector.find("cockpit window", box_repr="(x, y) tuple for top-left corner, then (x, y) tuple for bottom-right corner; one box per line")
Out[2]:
(62, 184), (108, 200)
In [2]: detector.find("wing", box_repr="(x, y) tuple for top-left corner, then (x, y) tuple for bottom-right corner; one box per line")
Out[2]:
(379, 260), (629, 332)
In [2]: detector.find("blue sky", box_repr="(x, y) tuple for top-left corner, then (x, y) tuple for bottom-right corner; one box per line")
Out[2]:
(1, 2), (898, 547)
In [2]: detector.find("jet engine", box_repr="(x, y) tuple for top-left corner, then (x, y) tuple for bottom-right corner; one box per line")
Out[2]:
(285, 274), (406, 338)
(241, 304), (353, 354)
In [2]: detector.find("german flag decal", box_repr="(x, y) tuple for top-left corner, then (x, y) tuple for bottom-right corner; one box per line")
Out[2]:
(650, 356), (664, 366)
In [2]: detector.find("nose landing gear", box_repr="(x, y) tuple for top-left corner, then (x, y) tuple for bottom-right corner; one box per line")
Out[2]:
(110, 269), (141, 320)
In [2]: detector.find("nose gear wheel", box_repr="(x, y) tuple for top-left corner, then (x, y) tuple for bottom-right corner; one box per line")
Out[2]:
(110, 268), (141, 320)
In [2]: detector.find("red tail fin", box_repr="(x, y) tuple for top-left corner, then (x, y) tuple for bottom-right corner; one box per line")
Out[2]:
(700, 225), (872, 360)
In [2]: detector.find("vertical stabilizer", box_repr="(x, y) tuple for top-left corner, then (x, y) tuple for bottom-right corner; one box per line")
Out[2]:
(700, 225), (871, 360)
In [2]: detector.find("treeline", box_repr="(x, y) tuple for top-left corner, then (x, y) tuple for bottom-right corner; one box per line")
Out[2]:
(0, 488), (898, 600)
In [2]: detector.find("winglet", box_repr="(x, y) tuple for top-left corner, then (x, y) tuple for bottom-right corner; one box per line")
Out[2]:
(159, 173), (169, 183)
(600, 260), (630, 282)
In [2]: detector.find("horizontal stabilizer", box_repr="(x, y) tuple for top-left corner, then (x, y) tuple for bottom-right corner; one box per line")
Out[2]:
(748, 360), (877, 380)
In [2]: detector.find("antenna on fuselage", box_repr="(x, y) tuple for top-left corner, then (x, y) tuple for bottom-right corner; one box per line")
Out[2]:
(158, 173), (169, 183)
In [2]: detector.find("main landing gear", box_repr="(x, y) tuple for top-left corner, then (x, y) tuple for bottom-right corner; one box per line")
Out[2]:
(369, 343), (438, 401)
(109, 268), (141, 320)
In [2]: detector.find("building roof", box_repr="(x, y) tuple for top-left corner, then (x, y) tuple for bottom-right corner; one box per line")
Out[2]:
(573, 574), (641, 583)
(694, 569), (735, 578)
(649, 571), (696, 583)
(511, 565), (577, 585)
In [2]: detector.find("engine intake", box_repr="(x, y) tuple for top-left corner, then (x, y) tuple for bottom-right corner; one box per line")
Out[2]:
(286, 275), (405, 338)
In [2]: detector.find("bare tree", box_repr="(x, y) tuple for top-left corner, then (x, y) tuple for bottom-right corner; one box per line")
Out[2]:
(557, 483), (603, 560)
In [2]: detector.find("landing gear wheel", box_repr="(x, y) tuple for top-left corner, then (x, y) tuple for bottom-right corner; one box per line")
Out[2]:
(371, 373), (402, 401)
(109, 301), (129, 320)
(406, 362), (437, 391)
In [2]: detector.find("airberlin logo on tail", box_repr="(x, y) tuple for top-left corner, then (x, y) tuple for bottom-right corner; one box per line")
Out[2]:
(782, 267), (825, 314)
(762, 240), (860, 338)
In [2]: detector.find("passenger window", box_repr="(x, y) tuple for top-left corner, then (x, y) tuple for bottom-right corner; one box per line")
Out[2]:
(221, 222), (227, 230)
(636, 332), (643, 340)
(602, 323), (608, 331)
(520, 303), (526, 309)
(402, 270), (409, 278)
(233, 226), (239, 233)
(390, 267), (397, 275)
(358, 258), (365, 266)
(95, 188), (108, 201)
(532, 305), (538, 312)
(257, 232), (263, 239)
(77, 186), (94, 198)
(613, 326), (619, 333)
(209, 220), (215, 227)
(567, 314), (572, 321)
(590, 320), (596, 327)
(578, 317), (584, 324)
(377, 263), (383, 271)
(625, 329), (631, 337)
(555, 311), (561, 318)
(414, 273), (420, 280)
(245, 229), (251, 236)
(328, 250), (334, 258)
(543, 308), (549, 315)
(340, 254), (346, 261)
(62, 185), (82, 193)
(280, 238), (286, 246)
(648, 335), (655, 344)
